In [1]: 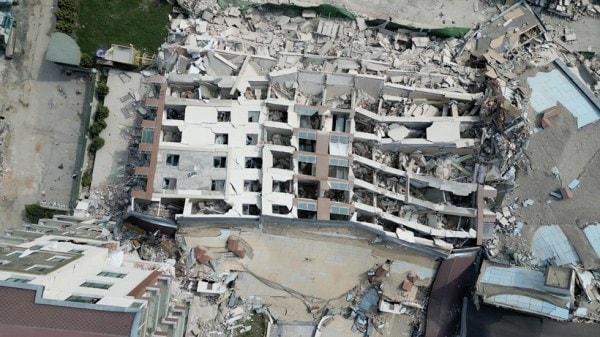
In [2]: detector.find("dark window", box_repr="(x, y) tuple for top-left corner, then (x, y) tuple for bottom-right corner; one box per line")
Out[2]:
(242, 204), (260, 215)
(211, 180), (225, 191)
(27, 264), (51, 272)
(66, 295), (101, 304)
(333, 114), (348, 132)
(248, 111), (260, 122)
(162, 178), (177, 190)
(218, 111), (231, 122)
(166, 154), (180, 166)
(5, 277), (32, 283)
(98, 271), (126, 278)
(246, 134), (258, 145)
(215, 133), (229, 144)
(81, 282), (113, 289)
(213, 156), (227, 168)
(243, 180), (262, 192)
(47, 256), (68, 263)
(272, 205), (290, 214)
(245, 157), (262, 169)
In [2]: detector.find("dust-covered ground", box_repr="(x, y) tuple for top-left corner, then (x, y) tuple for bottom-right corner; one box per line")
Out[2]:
(0, 0), (87, 229)
(510, 108), (600, 227)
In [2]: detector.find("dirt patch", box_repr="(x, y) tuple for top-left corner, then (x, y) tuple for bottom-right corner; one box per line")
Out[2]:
(34, 142), (41, 153)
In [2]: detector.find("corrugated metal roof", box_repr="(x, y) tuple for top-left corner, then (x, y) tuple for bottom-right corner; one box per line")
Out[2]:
(45, 32), (81, 66)
(527, 69), (600, 128)
(532, 225), (581, 266)
(583, 223), (600, 257)
(486, 294), (569, 320)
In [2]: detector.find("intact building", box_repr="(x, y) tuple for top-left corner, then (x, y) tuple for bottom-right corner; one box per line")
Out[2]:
(0, 217), (187, 337)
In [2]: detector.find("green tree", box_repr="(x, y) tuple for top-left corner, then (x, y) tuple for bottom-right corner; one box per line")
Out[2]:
(88, 120), (107, 138)
(55, 8), (76, 23)
(24, 204), (63, 224)
(56, 21), (74, 34)
(80, 53), (94, 68)
(81, 169), (92, 188)
(58, 0), (77, 11)
(95, 105), (109, 120)
(89, 136), (105, 153)
(96, 81), (109, 101)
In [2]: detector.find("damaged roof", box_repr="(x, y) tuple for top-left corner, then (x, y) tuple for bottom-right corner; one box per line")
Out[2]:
(425, 251), (478, 337)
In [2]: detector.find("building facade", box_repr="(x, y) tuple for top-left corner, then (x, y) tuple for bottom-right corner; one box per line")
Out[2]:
(131, 53), (497, 248)
(0, 217), (187, 337)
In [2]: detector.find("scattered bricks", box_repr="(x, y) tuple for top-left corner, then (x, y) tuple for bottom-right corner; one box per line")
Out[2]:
(541, 106), (561, 129)
(402, 279), (414, 292)
(508, 216), (516, 223)
(541, 116), (553, 129)
(560, 186), (574, 199)
(522, 198), (535, 207)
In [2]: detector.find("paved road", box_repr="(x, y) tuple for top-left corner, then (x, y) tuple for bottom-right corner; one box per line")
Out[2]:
(0, 0), (86, 228)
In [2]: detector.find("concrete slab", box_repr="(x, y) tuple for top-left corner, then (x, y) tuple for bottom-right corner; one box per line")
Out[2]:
(426, 121), (460, 143)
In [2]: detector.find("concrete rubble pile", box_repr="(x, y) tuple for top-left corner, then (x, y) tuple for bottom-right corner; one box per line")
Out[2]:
(527, 0), (600, 19)
(149, 2), (524, 251)
(67, 0), (600, 331)
(87, 108), (153, 217)
(111, 1), (596, 255)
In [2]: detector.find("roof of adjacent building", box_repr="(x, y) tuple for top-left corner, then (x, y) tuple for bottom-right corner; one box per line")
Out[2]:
(466, 301), (598, 337)
(476, 261), (572, 320)
(545, 266), (572, 289)
(425, 251), (478, 337)
(0, 285), (136, 337)
(45, 32), (81, 66)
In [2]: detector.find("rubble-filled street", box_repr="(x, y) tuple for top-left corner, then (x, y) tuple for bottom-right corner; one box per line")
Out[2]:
(1, 0), (600, 337)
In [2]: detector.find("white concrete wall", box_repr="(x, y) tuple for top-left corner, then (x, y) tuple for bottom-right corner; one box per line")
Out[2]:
(0, 238), (153, 308)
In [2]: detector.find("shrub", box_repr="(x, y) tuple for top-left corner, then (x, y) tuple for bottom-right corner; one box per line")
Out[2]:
(80, 53), (94, 68)
(24, 204), (63, 224)
(95, 105), (109, 120)
(88, 119), (107, 138)
(89, 136), (105, 153)
(58, 0), (77, 11)
(81, 169), (92, 188)
(55, 8), (76, 23)
(96, 81), (109, 101)
(56, 21), (74, 34)
(95, 118), (107, 130)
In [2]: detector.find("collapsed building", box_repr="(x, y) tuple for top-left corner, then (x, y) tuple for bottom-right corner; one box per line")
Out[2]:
(68, 0), (600, 335)
(122, 2), (539, 252)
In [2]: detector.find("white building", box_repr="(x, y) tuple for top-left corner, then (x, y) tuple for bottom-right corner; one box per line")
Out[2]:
(131, 52), (497, 247)
(0, 217), (187, 337)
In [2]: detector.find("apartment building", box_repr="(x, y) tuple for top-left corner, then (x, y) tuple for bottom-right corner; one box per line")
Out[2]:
(0, 217), (187, 337)
(131, 52), (497, 247)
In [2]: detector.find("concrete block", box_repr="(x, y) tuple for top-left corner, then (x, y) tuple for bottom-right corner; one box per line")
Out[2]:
(387, 125), (410, 141)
